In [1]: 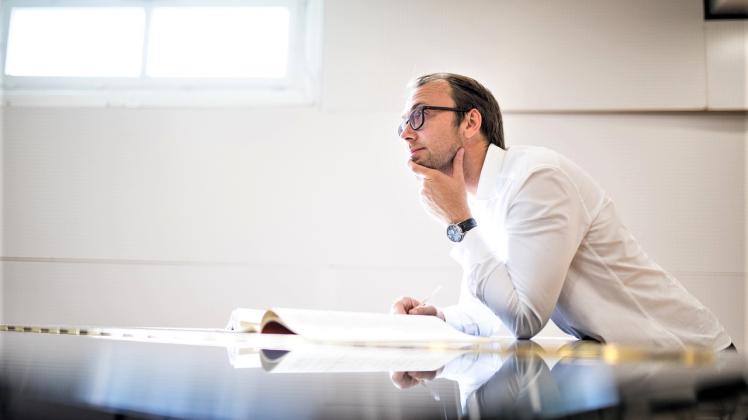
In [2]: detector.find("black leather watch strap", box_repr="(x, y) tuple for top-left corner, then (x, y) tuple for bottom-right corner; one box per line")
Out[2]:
(457, 218), (477, 233)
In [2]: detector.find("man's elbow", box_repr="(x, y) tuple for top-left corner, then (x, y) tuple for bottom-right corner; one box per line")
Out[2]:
(507, 312), (546, 339)
(513, 329), (538, 340)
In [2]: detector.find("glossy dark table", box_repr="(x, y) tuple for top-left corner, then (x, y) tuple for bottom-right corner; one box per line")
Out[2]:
(1, 328), (746, 419)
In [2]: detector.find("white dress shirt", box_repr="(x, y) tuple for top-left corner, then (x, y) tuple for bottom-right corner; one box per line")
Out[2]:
(436, 351), (505, 414)
(441, 145), (731, 350)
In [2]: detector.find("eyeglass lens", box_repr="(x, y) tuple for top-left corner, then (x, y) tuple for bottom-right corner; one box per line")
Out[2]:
(397, 108), (424, 136)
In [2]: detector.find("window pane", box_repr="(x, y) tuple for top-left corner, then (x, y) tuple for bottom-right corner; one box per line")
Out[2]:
(4, 7), (145, 77)
(146, 7), (290, 78)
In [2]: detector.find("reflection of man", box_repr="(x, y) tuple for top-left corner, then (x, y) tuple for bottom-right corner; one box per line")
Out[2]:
(390, 341), (564, 416)
(391, 73), (732, 350)
(390, 346), (504, 414)
(392, 342), (743, 418)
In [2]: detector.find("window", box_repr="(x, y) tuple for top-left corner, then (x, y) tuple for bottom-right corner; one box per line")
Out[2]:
(0, 0), (322, 106)
(146, 7), (289, 78)
(5, 7), (145, 78)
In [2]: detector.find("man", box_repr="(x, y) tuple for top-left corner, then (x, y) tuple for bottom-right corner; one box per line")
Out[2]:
(391, 73), (733, 350)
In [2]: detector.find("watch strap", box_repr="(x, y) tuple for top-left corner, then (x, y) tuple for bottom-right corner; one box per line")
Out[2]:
(457, 218), (477, 233)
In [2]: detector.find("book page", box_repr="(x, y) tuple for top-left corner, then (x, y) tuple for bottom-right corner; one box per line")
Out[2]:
(265, 308), (491, 346)
(226, 308), (267, 332)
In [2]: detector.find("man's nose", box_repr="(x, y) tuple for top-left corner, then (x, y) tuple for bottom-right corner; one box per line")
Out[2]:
(399, 123), (416, 141)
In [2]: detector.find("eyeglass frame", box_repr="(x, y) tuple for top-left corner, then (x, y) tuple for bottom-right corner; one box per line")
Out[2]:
(397, 105), (471, 136)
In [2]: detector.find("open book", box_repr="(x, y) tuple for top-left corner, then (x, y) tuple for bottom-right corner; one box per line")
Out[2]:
(226, 307), (490, 347)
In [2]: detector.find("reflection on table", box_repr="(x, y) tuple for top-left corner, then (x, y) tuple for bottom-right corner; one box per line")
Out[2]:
(0, 328), (746, 419)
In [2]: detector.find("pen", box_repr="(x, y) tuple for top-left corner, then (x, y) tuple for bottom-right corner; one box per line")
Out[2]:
(418, 285), (442, 307)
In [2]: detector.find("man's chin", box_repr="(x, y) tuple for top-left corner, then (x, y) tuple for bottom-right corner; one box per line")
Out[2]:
(410, 156), (435, 169)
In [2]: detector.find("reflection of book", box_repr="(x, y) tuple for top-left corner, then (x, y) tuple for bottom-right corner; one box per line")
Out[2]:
(258, 345), (466, 373)
(226, 307), (490, 347)
(227, 346), (262, 368)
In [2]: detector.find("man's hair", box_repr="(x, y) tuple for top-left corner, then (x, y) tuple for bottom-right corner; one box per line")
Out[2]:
(410, 73), (505, 150)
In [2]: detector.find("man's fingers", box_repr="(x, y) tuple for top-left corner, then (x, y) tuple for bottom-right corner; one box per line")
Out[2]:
(408, 305), (437, 316)
(391, 298), (409, 314)
(393, 297), (441, 318)
(391, 301), (406, 314)
(390, 371), (420, 389)
(407, 370), (438, 381)
(391, 296), (420, 314)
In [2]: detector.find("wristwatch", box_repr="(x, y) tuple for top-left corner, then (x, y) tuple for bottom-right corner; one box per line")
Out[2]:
(446, 218), (477, 243)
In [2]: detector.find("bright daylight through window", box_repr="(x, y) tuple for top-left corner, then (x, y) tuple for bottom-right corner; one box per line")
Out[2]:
(0, 1), (320, 106)
(146, 7), (289, 78)
(4, 7), (145, 77)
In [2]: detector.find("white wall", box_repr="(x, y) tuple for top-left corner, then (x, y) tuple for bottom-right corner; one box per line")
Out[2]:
(324, 0), (708, 112)
(0, 86), (3, 324)
(1, 0), (746, 346)
(706, 21), (748, 109)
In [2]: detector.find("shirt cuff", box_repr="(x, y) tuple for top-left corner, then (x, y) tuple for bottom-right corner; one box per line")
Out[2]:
(441, 305), (467, 333)
(449, 225), (495, 277)
(441, 304), (481, 336)
(449, 224), (494, 267)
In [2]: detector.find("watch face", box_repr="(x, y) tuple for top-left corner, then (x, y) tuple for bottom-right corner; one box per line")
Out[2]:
(447, 224), (463, 242)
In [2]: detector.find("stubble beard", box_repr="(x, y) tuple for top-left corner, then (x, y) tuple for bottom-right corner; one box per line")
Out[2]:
(418, 143), (459, 173)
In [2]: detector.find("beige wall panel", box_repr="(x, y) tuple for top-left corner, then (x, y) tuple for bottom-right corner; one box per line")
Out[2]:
(323, 0), (707, 112)
(506, 112), (745, 273)
(706, 21), (748, 110)
(3, 111), (743, 273)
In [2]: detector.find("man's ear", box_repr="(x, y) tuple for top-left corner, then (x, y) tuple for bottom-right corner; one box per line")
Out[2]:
(462, 108), (482, 139)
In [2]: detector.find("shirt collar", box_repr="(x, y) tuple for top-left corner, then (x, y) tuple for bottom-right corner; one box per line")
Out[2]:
(475, 144), (507, 200)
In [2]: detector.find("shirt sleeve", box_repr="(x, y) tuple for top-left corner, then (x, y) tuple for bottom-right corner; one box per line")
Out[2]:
(434, 352), (504, 413)
(440, 275), (503, 337)
(450, 167), (589, 339)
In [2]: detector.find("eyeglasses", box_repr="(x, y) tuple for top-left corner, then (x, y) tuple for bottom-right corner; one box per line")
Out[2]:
(397, 106), (469, 136)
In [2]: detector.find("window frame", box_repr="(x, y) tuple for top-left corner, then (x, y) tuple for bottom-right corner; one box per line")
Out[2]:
(0, 0), (322, 107)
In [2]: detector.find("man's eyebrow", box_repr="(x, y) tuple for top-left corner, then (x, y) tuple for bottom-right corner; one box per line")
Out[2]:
(401, 102), (423, 118)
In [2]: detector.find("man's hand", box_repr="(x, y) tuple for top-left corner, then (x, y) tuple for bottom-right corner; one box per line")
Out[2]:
(391, 296), (446, 321)
(409, 148), (471, 225)
(390, 370), (438, 390)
